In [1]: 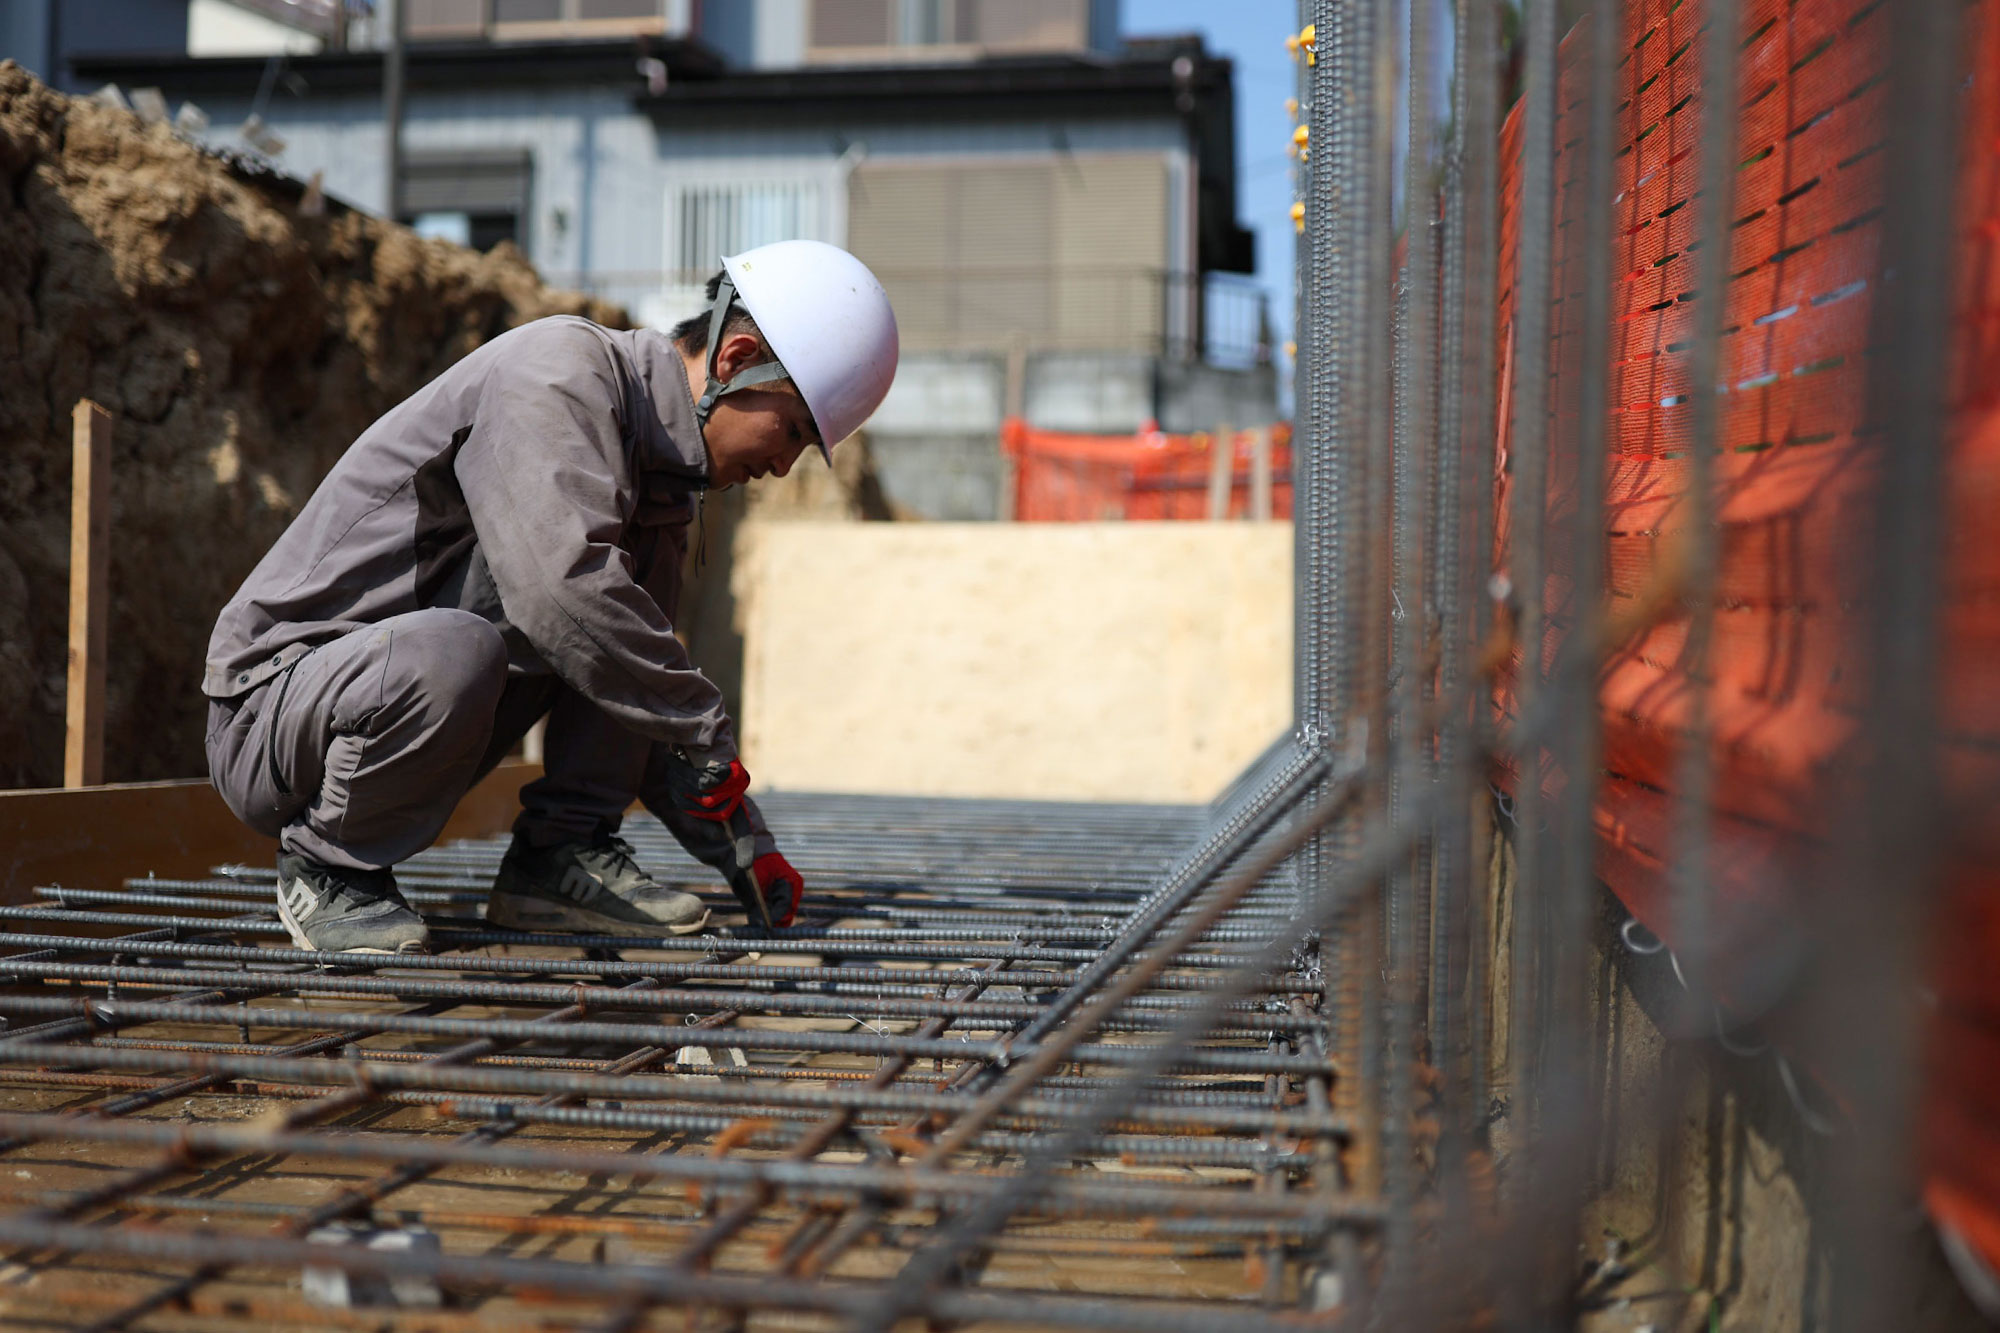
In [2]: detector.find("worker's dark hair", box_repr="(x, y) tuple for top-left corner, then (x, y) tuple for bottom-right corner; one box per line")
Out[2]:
(670, 270), (767, 356)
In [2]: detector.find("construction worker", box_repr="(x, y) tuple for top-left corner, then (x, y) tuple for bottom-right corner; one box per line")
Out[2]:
(201, 240), (898, 954)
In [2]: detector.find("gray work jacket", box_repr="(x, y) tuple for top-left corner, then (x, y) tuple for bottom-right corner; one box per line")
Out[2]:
(204, 316), (733, 755)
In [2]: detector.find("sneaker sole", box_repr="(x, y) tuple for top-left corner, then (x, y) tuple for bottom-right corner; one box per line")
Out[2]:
(275, 881), (430, 956)
(484, 893), (711, 938)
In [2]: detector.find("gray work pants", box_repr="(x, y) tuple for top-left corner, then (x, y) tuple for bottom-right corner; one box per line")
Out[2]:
(206, 608), (679, 872)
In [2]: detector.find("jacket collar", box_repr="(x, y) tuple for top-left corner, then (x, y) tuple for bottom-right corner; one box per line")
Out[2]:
(628, 328), (712, 485)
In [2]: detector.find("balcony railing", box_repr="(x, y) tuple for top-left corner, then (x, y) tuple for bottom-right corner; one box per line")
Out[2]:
(546, 267), (1272, 366)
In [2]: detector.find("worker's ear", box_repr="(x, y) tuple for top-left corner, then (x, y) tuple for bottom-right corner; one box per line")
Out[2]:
(714, 332), (769, 382)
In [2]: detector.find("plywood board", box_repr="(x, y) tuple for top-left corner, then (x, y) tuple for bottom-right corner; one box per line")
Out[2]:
(0, 760), (543, 904)
(733, 522), (1293, 802)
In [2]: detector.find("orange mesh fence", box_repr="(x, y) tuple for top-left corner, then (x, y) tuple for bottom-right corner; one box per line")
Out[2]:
(1491, 0), (2000, 1278)
(1003, 419), (1294, 522)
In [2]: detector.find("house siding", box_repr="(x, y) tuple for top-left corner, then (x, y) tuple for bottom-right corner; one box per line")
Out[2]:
(192, 86), (1187, 330)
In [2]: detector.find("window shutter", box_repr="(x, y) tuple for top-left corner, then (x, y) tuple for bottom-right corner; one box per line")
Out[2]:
(811, 0), (891, 47)
(968, 0), (1086, 51)
(408, 0), (489, 38)
(1054, 155), (1168, 348)
(401, 150), (533, 217)
(847, 167), (953, 346)
(958, 163), (1054, 341)
(847, 153), (1168, 352)
(490, 0), (557, 21)
(578, 0), (658, 17)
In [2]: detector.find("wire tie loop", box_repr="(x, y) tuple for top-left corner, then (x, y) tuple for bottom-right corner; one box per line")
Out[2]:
(1619, 917), (1665, 955)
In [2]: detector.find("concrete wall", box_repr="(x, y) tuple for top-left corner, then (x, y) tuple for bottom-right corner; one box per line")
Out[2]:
(1022, 351), (1280, 434)
(873, 352), (1006, 434)
(867, 352), (1007, 519)
(868, 435), (1003, 520)
(1023, 351), (1156, 432)
(732, 521), (1293, 802)
(1158, 359), (1281, 432)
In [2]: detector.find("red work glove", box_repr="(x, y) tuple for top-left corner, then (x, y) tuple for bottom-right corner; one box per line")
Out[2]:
(673, 754), (751, 823)
(752, 851), (804, 928)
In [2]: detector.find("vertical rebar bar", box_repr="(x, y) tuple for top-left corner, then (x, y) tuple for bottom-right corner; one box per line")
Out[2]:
(1671, 0), (1741, 1052)
(1497, 0), (1560, 1321)
(1304, 0), (1376, 1188)
(1822, 1), (1963, 1327)
(1526, 0), (1622, 1319)
(1382, 0), (1439, 1311)
(1503, 0), (1559, 1136)
(1423, 0), (1501, 1316)
(1447, 0), (1501, 1184)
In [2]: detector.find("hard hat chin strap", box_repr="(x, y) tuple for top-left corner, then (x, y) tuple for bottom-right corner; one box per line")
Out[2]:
(692, 273), (792, 425)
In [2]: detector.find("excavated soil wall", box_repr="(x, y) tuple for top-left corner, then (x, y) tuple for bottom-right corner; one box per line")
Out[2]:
(0, 63), (626, 787)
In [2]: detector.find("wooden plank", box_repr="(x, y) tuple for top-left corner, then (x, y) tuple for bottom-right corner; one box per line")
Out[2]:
(64, 400), (111, 788)
(0, 760), (543, 905)
(1249, 427), (1274, 521)
(1204, 423), (1234, 520)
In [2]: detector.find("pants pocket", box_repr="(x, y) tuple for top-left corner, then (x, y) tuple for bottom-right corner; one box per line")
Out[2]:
(264, 660), (302, 797)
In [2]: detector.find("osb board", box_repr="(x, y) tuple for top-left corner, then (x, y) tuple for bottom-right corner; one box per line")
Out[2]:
(0, 760), (543, 904)
(733, 522), (1293, 802)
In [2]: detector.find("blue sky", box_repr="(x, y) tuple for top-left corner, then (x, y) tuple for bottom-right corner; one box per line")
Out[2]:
(1121, 0), (1301, 405)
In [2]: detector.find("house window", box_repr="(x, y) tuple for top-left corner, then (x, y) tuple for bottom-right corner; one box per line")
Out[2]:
(642, 168), (845, 331)
(672, 182), (826, 273)
(807, 0), (1087, 59)
(490, 0), (559, 19)
(400, 149), (533, 253)
(810, 0), (893, 47)
(406, 0), (489, 39)
(465, 0), (686, 40)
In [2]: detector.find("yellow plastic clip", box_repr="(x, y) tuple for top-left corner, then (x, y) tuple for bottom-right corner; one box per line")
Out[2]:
(1291, 124), (1309, 162)
(1299, 24), (1316, 65)
(1286, 97), (1299, 120)
(1290, 201), (1306, 234)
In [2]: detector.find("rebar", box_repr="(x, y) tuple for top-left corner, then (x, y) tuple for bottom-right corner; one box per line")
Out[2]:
(0, 795), (1371, 1329)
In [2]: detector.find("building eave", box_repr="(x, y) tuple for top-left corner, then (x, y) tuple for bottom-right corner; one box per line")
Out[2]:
(68, 37), (722, 99)
(633, 50), (1229, 120)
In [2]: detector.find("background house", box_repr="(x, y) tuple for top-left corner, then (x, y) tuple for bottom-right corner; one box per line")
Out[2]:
(20, 0), (1277, 518)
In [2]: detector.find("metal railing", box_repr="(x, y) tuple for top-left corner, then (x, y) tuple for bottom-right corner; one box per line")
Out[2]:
(548, 265), (1273, 366)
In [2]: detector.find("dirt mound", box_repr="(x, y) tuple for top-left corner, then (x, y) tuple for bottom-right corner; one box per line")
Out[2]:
(0, 62), (627, 788)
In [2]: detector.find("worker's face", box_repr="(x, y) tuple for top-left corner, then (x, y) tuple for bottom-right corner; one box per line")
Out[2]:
(700, 333), (823, 489)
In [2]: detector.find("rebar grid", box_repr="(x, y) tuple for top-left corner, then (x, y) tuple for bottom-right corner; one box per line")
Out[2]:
(0, 792), (1380, 1331)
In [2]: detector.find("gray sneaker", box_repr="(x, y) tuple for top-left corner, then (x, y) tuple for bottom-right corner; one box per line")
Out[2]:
(485, 834), (710, 937)
(274, 852), (430, 955)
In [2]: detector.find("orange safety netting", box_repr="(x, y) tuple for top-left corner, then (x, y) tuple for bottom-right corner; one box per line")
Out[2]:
(1490, 0), (2000, 1279)
(1002, 419), (1294, 522)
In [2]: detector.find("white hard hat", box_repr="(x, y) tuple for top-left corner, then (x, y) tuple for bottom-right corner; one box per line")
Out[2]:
(696, 240), (898, 461)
